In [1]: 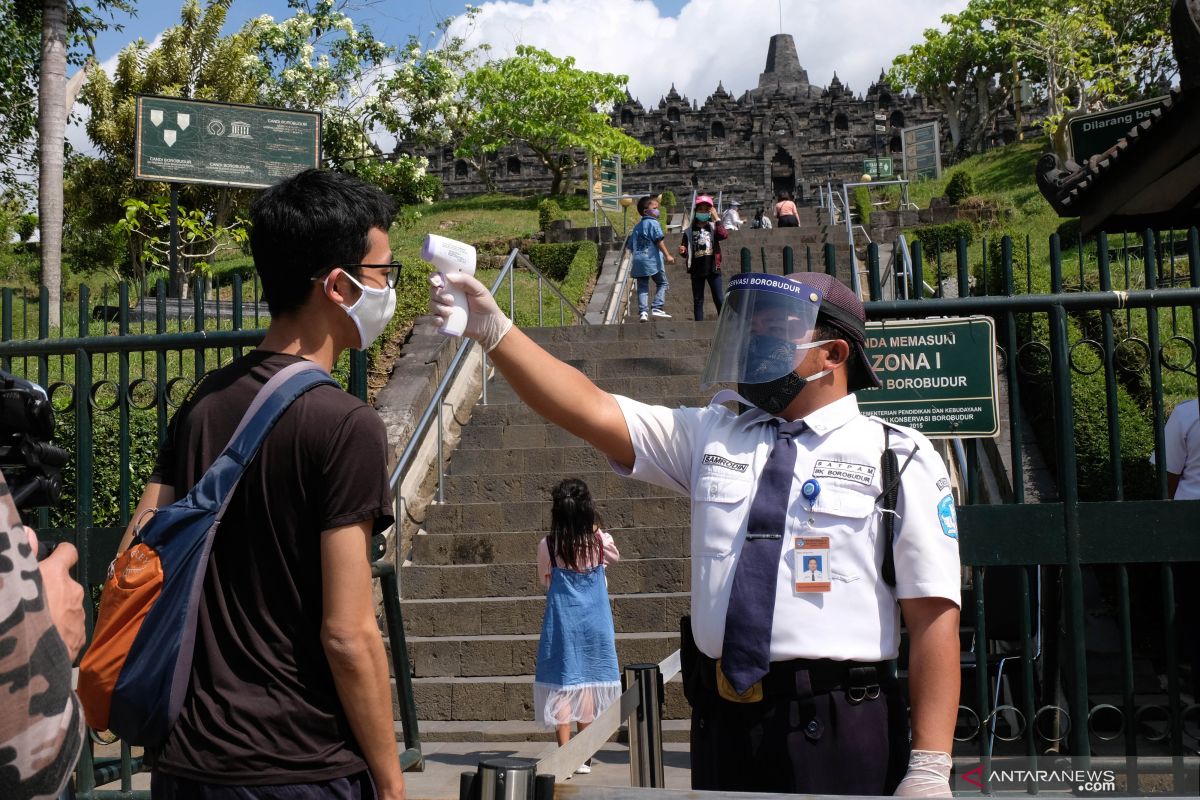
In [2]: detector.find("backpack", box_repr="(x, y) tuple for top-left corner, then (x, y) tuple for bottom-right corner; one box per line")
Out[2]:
(77, 360), (336, 745)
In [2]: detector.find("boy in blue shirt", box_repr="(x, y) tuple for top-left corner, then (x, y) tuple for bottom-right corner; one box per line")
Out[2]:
(625, 195), (675, 321)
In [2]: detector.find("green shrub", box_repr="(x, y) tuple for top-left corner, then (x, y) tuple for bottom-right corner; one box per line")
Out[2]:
(945, 171), (975, 205)
(912, 221), (976, 255)
(538, 198), (563, 232)
(659, 190), (677, 215)
(853, 186), (873, 226)
(528, 241), (584, 281)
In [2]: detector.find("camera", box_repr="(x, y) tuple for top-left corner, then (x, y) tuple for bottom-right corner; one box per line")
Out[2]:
(0, 368), (69, 513)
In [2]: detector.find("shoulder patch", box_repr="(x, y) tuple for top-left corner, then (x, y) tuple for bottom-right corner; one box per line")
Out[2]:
(937, 495), (958, 539)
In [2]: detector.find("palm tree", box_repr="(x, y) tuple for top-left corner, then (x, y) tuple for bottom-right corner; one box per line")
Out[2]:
(37, 0), (67, 324)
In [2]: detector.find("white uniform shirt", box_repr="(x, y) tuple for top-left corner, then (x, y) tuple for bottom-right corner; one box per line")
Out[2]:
(1165, 399), (1200, 500)
(611, 391), (961, 662)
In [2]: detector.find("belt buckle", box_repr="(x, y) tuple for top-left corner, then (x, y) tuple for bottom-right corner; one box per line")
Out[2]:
(715, 659), (763, 703)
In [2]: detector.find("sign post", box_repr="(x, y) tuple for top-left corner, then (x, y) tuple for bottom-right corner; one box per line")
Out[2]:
(135, 95), (321, 188)
(901, 121), (941, 182)
(858, 316), (998, 438)
(1065, 96), (1167, 163)
(135, 95), (321, 296)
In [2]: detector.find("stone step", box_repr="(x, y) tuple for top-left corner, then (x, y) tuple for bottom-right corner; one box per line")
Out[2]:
(458, 421), (589, 451)
(423, 495), (690, 535)
(402, 591), (690, 637)
(442, 469), (674, 503)
(465, 394), (719, 429)
(554, 354), (708, 379)
(513, 335), (714, 361)
(448, 443), (610, 477)
(408, 631), (681, 678)
(411, 719), (690, 743)
(486, 373), (707, 403)
(411, 674), (688, 722)
(409, 526), (691, 565)
(524, 320), (718, 347)
(402, 556), (689, 600)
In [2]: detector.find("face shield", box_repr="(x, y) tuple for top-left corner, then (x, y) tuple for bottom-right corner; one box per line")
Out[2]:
(700, 274), (824, 389)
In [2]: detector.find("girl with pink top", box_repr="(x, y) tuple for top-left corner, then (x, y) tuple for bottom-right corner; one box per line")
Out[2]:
(534, 478), (620, 774)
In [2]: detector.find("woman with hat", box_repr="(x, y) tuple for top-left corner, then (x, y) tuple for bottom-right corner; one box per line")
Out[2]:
(677, 195), (728, 321)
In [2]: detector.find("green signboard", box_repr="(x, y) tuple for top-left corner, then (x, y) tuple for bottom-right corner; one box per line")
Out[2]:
(135, 95), (321, 189)
(858, 316), (998, 437)
(902, 121), (941, 182)
(863, 158), (894, 179)
(1066, 96), (1167, 163)
(588, 155), (622, 211)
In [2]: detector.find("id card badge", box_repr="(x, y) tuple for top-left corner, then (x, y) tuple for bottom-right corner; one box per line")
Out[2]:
(794, 535), (831, 593)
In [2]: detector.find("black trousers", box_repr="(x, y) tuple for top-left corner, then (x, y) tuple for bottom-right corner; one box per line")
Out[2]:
(690, 271), (724, 321)
(151, 772), (375, 800)
(685, 647), (909, 794)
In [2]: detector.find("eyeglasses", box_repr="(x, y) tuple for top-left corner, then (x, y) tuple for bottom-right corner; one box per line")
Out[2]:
(312, 261), (402, 289)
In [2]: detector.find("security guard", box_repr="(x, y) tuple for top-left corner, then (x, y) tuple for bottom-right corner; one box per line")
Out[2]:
(430, 268), (962, 796)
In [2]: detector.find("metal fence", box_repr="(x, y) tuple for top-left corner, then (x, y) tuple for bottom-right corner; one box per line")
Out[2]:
(0, 277), (373, 797)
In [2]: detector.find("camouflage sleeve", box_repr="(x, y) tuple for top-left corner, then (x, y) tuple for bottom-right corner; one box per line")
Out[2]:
(0, 470), (85, 800)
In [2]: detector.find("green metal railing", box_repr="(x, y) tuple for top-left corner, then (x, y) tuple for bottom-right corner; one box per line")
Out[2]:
(743, 229), (1200, 793)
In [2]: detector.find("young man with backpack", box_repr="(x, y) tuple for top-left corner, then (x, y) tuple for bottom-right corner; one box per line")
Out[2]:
(118, 169), (405, 800)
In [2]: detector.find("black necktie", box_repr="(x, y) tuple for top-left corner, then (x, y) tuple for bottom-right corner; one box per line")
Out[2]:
(720, 419), (806, 694)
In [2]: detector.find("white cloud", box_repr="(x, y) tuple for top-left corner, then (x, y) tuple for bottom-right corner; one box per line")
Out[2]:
(447, 0), (966, 105)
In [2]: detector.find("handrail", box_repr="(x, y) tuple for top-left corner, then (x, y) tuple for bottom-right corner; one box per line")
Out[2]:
(533, 649), (682, 783)
(387, 248), (587, 496)
(606, 248), (636, 325)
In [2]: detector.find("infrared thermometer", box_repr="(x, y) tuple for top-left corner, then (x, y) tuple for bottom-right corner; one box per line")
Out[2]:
(421, 234), (477, 337)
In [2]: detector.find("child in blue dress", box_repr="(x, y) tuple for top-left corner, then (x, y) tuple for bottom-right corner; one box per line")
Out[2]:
(534, 478), (621, 774)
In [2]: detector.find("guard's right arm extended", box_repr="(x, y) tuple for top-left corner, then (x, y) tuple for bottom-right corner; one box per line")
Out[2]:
(430, 272), (634, 470)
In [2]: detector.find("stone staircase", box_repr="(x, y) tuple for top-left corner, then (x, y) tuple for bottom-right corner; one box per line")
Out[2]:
(401, 261), (715, 742)
(723, 206), (859, 288)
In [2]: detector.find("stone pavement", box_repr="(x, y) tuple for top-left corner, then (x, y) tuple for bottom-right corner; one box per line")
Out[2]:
(402, 741), (693, 800)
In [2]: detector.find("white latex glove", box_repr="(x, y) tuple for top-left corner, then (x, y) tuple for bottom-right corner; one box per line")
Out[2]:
(894, 750), (953, 797)
(428, 271), (513, 352)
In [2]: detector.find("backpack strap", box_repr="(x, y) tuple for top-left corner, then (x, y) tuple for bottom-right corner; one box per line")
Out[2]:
(876, 424), (919, 588)
(186, 361), (336, 506)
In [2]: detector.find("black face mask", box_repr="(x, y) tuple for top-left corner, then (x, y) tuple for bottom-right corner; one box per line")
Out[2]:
(739, 372), (808, 415)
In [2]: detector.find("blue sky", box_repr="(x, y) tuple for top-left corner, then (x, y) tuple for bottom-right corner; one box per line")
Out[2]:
(73, 0), (966, 157)
(89, 0), (965, 103)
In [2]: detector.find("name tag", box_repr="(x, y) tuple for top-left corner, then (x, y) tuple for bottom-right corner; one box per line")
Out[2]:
(812, 460), (876, 486)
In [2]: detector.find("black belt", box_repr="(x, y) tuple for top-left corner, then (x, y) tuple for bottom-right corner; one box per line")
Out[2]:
(697, 652), (892, 703)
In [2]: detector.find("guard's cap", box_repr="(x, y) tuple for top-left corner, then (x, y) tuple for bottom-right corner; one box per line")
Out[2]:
(787, 272), (881, 391)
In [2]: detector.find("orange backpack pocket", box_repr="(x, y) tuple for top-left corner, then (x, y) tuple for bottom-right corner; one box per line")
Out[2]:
(77, 543), (163, 731)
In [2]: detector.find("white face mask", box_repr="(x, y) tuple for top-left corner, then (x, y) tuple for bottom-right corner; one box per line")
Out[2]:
(331, 270), (397, 350)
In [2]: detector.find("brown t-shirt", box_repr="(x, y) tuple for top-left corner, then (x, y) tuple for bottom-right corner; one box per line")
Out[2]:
(148, 350), (394, 785)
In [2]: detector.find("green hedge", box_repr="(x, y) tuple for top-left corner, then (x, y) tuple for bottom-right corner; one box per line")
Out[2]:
(913, 221), (976, 256)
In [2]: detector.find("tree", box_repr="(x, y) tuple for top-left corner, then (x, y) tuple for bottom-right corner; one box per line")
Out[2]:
(246, 0), (440, 204)
(891, 0), (1176, 157)
(374, 11), (494, 190)
(80, 0), (262, 280)
(0, 0), (130, 320)
(460, 46), (654, 196)
(996, 0), (1175, 143)
(889, 2), (1012, 155)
